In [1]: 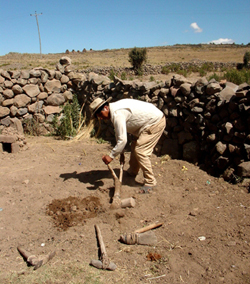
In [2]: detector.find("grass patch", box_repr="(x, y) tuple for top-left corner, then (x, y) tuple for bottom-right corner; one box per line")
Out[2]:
(223, 69), (250, 84)
(1, 261), (103, 284)
(208, 73), (221, 81)
(0, 63), (10, 67)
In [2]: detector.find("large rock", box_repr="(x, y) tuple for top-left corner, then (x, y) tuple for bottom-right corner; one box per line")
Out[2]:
(206, 82), (222, 95)
(14, 94), (31, 108)
(172, 75), (190, 87)
(67, 72), (86, 83)
(59, 56), (72, 66)
(23, 84), (40, 97)
(3, 89), (14, 99)
(9, 117), (23, 134)
(30, 69), (41, 78)
(44, 79), (61, 92)
(46, 93), (65, 106)
(218, 86), (235, 102)
(0, 70), (11, 80)
(28, 101), (44, 113)
(215, 141), (227, 155)
(237, 161), (250, 177)
(4, 80), (13, 88)
(180, 83), (192, 96)
(0, 106), (10, 118)
(43, 105), (61, 115)
(2, 98), (14, 107)
(12, 84), (23, 94)
(88, 72), (110, 85)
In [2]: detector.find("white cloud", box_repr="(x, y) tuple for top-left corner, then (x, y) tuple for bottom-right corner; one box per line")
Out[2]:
(190, 22), (202, 33)
(208, 38), (235, 44)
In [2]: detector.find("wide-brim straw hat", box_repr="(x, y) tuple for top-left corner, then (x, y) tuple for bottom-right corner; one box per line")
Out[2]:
(90, 97), (112, 118)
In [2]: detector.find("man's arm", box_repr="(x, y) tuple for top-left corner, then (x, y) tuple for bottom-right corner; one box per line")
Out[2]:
(109, 112), (128, 158)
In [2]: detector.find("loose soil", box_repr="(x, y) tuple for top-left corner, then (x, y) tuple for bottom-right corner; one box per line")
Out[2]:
(0, 136), (250, 284)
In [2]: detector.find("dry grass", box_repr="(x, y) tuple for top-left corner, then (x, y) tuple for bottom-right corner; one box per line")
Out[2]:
(0, 45), (249, 71)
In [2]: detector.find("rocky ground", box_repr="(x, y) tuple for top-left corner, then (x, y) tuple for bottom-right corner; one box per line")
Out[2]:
(0, 136), (249, 284)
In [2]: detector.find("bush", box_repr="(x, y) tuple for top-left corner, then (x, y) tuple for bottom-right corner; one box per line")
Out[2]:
(223, 69), (250, 85)
(121, 72), (127, 80)
(23, 118), (41, 136)
(199, 62), (214, 76)
(243, 51), (250, 67)
(128, 47), (147, 74)
(109, 69), (116, 81)
(208, 73), (220, 82)
(54, 94), (80, 139)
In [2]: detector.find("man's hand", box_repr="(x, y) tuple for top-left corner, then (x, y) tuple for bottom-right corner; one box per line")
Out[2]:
(102, 155), (113, 165)
(120, 153), (125, 165)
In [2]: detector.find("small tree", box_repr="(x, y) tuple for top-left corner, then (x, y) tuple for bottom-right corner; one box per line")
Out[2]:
(128, 47), (147, 74)
(243, 51), (250, 67)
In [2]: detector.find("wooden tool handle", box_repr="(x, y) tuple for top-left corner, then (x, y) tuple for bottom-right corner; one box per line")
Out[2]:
(119, 163), (124, 182)
(134, 222), (163, 234)
(95, 225), (110, 269)
(107, 164), (118, 180)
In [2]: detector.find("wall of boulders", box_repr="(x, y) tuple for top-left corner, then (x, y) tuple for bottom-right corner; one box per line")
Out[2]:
(0, 57), (249, 181)
(84, 61), (239, 77)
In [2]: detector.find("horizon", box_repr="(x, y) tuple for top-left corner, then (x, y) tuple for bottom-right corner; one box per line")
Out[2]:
(2, 42), (249, 57)
(1, 0), (250, 56)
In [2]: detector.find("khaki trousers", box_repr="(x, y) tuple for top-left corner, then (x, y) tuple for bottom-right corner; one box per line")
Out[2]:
(128, 116), (166, 186)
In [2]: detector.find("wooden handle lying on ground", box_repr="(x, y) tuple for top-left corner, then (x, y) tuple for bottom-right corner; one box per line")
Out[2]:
(95, 224), (110, 269)
(90, 225), (116, 271)
(134, 222), (163, 234)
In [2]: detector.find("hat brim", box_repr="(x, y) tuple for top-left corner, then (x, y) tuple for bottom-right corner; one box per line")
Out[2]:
(91, 97), (112, 118)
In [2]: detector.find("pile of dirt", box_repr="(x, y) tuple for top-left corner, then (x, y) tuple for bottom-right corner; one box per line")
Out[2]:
(46, 196), (103, 230)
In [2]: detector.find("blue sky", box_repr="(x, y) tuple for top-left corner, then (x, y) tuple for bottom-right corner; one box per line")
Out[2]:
(0, 0), (249, 56)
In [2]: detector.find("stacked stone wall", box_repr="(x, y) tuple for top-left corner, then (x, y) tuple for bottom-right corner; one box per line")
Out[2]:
(0, 57), (249, 180)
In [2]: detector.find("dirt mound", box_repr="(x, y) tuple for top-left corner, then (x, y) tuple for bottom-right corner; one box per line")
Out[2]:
(46, 196), (103, 230)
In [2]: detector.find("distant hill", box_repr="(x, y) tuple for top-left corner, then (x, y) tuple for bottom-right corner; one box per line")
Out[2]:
(0, 44), (249, 71)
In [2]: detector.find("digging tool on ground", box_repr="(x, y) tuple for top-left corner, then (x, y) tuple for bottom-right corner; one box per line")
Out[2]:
(90, 224), (116, 271)
(17, 246), (56, 270)
(119, 222), (163, 246)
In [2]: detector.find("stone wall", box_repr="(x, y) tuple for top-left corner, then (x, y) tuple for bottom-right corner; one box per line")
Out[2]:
(0, 57), (249, 181)
(84, 61), (239, 77)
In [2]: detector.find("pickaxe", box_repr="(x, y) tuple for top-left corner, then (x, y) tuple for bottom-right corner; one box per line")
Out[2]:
(107, 155), (135, 209)
(17, 246), (56, 270)
(90, 224), (116, 271)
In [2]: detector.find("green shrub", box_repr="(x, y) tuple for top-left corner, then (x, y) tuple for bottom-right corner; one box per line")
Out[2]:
(199, 62), (214, 76)
(208, 73), (220, 81)
(161, 66), (170, 75)
(121, 72), (127, 80)
(128, 47), (147, 73)
(54, 94), (81, 139)
(161, 64), (188, 77)
(109, 69), (116, 81)
(223, 69), (250, 85)
(23, 118), (41, 136)
(208, 73), (221, 82)
(177, 69), (187, 77)
(243, 51), (250, 67)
